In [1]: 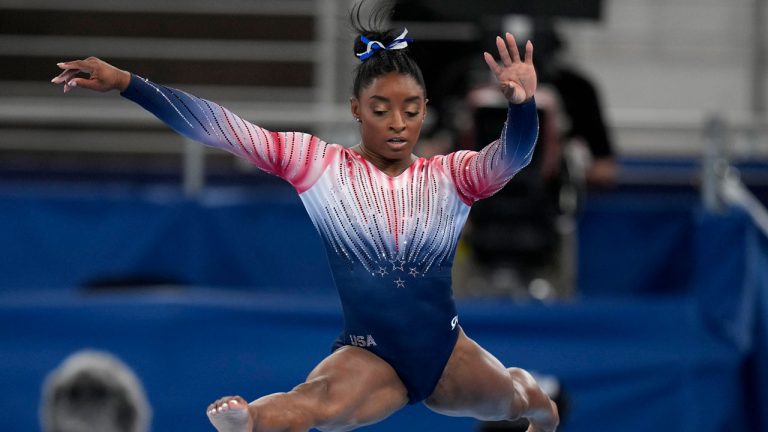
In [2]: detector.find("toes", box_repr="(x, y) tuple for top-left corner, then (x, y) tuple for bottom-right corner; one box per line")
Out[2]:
(207, 397), (230, 416)
(207, 396), (247, 416)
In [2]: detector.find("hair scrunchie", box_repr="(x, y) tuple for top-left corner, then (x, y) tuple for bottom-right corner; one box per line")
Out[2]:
(356, 29), (413, 61)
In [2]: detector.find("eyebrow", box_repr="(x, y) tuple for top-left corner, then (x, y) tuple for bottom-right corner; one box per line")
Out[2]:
(369, 95), (423, 103)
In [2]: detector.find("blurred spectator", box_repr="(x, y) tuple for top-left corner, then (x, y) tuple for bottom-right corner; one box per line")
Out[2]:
(454, 20), (617, 299)
(532, 21), (618, 189)
(457, 82), (565, 299)
(40, 350), (151, 432)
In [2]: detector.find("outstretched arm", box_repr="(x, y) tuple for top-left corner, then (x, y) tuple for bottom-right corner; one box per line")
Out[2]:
(51, 58), (329, 191)
(444, 34), (539, 203)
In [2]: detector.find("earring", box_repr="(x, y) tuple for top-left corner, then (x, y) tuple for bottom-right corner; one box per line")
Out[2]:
(355, 117), (361, 123)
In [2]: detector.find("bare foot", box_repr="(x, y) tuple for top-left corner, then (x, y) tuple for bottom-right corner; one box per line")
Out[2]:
(207, 396), (253, 432)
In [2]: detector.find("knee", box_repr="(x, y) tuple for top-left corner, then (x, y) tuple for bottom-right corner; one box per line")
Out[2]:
(507, 368), (548, 418)
(507, 368), (560, 429)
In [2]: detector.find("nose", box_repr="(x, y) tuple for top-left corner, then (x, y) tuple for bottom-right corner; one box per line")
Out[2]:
(389, 112), (406, 132)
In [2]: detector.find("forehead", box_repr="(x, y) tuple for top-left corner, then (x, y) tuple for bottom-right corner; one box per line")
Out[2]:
(361, 72), (425, 101)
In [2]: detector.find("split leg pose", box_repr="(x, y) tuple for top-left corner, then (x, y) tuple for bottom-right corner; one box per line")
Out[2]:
(52, 3), (559, 431)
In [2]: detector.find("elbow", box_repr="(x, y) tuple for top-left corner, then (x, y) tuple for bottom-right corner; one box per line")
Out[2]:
(512, 146), (535, 174)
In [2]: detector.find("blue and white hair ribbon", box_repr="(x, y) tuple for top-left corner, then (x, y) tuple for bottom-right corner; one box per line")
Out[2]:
(356, 29), (413, 61)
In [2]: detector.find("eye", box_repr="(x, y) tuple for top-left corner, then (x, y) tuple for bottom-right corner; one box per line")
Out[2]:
(406, 111), (420, 118)
(373, 110), (387, 116)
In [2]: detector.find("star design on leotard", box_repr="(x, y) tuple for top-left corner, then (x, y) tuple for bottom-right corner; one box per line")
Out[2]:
(409, 267), (419, 277)
(394, 278), (406, 288)
(377, 267), (389, 277)
(390, 259), (406, 272)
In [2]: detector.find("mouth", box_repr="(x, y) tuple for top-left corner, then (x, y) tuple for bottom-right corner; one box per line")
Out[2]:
(386, 137), (408, 147)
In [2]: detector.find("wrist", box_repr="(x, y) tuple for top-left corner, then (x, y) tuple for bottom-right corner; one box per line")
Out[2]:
(513, 96), (535, 105)
(509, 97), (535, 108)
(116, 70), (131, 92)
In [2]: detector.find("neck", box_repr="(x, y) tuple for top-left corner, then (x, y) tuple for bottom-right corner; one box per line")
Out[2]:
(352, 144), (417, 177)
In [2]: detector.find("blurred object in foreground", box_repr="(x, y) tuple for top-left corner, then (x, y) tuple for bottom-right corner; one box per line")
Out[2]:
(40, 350), (151, 432)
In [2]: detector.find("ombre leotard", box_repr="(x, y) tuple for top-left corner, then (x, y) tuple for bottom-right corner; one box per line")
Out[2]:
(121, 74), (538, 403)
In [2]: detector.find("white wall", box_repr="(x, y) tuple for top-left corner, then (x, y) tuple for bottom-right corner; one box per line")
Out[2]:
(557, 0), (765, 157)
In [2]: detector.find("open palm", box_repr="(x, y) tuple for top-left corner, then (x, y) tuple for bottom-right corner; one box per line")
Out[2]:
(484, 33), (537, 104)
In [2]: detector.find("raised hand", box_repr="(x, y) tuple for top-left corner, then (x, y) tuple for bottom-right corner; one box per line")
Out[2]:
(51, 57), (131, 93)
(483, 33), (537, 104)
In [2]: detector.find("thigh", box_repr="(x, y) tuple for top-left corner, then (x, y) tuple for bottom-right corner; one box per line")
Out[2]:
(424, 328), (517, 421)
(291, 346), (409, 432)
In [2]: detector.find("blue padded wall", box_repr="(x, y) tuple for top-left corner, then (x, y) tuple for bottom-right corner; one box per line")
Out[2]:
(1, 185), (767, 431)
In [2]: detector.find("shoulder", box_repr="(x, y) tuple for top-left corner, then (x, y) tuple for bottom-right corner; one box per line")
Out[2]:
(315, 143), (362, 167)
(322, 141), (346, 154)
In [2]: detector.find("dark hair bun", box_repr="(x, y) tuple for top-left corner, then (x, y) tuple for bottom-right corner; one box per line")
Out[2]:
(348, 1), (425, 97)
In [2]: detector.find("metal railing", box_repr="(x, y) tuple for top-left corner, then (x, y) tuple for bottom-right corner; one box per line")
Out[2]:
(702, 112), (768, 237)
(0, 0), (359, 196)
(2, 0), (767, 197)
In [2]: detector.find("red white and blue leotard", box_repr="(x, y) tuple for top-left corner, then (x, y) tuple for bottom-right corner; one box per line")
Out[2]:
(121, 74), (538, 403)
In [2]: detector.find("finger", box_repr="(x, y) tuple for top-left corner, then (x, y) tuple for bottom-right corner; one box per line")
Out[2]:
(505, 33), (521, 63)
(483, 52), (502, 76)
(64, 78), (81, 93)
(496, 36), (513, 68)
(524, 40), (534, 65)
(57, 61), (93, 74)
(51, 69), (74, 83)
(68, 77), (100, 91)
(57, 61), (80, 70)
(51, 69), (79, 84)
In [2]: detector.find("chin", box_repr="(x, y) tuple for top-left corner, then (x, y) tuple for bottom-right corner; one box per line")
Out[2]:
(385, 146), (413, 159)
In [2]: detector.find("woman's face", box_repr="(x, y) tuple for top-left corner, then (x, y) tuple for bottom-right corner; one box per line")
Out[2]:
(350, 72), (427, 165)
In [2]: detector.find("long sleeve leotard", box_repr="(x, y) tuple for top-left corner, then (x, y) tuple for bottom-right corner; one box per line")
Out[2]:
(121, 74), (538, 403)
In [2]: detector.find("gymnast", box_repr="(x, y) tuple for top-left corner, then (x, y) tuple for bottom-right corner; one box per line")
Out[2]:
(51, 3), (558, 431)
